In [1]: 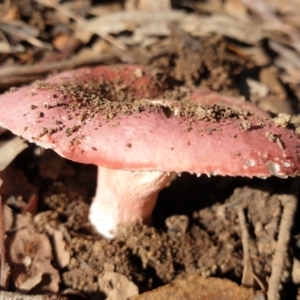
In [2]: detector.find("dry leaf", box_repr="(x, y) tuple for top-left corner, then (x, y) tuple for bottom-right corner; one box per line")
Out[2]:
(0, 40), (12, 54)
(0, 167), (37, 211)
(17, 273), (43, 292)
(292, 258), (300, 285)
(259, 66), (286, 100)
(52, 33), (81, 53)
(38, 150), (65, 180)
(282, 14), (300, 29)
(0, 20), (51, 50)
(0, 136), (28, 171)
(269, 40), (300, 70)
(79, 10), (186, 36)
(131, 274), (260, 300)
(223, 0), (248, 20)
(3, 205), (14, 232)
(0, 127), (7, 136)
(44, 225), (70, 269)
(280, 68), (300, 85)
(98, 272), (139, 300)
(125, 0), (171, 11)
(5, 207), (60, 293)
(1, 5), (20, 21)
(88, 3), (122, 16)
(181, 14), (262, 44)
(246, 78), (269, 98)
(242, 0), (300, 54)
(0, 199), (10, 289)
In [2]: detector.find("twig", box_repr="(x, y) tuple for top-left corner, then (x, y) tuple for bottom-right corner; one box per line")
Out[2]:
(0, 49), (116, 89)
(252, 273), (266, 292)
(0, 21), (52, 50)
(0, 291), (67, 300)
(237, 206), (254, 287)
(267, 187), (298, 300)
(0, 195), (10, 290)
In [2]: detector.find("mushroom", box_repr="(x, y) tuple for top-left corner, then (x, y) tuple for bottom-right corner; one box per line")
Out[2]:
(0, 65), (300, 239)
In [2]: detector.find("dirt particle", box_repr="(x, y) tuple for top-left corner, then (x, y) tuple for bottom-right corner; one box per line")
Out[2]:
(265, 131), (277, 142)
(241, 120), (251, 131)
(65, 126), (80, 137)
(134, 68), (143, 78)
(276, 137), (284, 150)
(37, 127), (48, 137)
(206, 128), (215, 134)
(165, 215), (189, 235)
(273, 113), (291, 128)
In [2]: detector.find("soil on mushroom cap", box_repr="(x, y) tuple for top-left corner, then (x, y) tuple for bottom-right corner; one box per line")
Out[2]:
(32, 67), (253, 134)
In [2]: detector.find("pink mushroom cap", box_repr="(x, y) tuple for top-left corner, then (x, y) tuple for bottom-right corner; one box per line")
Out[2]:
(0, 65), (300, 237)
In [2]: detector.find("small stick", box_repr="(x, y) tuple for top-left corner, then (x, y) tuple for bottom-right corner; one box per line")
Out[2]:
(0, 194), (10, 290)
(237, 206), (254, 287)
(267, 189), (298, 300)
(0, 291), (67, 300)
(0, 50), (115, 89)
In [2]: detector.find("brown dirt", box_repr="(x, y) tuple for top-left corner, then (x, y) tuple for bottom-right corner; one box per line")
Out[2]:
(4, 147), (295, 299)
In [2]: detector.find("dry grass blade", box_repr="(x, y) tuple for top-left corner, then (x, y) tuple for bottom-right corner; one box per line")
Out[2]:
(0, 291), (67, 300)
(181, 14), (262, 44)
(0, 136), (28, 172)
(35, 0), (86, 23)
(0, 20), (51, 50)
(267, 184), (299, 300)
(237, 206), (254, 287)
(0, 195), (10, 290)
(0, 49), (115, 89)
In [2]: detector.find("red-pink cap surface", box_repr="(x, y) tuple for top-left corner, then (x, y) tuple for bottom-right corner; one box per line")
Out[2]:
(0, 65), (300, 178)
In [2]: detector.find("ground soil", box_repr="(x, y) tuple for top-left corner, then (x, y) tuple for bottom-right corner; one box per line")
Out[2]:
(8, 147), (298, 299)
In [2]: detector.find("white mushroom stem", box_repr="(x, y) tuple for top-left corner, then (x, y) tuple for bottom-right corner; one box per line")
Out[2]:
(89, 166), (172, 239)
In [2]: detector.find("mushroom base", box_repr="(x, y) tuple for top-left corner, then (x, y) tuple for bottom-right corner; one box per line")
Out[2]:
(89, 166), (172, 239)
